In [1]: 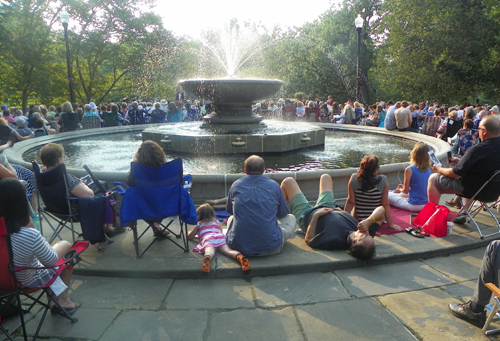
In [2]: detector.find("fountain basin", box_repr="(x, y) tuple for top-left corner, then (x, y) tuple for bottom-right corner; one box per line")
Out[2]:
(142, 121), (325, 154)
(179, 78), (283, 133)
(5, 124), (451, 204)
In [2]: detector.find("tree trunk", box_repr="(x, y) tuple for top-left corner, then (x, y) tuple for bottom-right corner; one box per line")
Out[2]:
(21, 88), (28, 114)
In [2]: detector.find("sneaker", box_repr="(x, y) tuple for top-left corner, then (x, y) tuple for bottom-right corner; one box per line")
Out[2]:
(445, 198), (462, 209)
(453, 214), (467, 224)
(448, 301), (486, 327)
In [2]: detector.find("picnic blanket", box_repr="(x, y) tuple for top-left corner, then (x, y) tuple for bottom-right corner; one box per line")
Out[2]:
(377, 207), (458, 236)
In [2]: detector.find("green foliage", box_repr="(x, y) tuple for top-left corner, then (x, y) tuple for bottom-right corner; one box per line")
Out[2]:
(374, 0), (498, 103)
(0, 0), (61, 110)
(259, 0), (382, 104)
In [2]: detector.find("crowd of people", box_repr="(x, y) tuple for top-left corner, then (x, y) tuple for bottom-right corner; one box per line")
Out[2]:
(2, 94), (500, 330)
(0, 99), (206, 146)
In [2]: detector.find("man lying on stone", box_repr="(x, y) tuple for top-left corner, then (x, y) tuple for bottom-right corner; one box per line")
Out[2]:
(280, 174), (383, 260)
(448, 240), (500, 328)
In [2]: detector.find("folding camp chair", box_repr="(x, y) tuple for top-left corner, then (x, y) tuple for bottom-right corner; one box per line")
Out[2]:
(456, 170), (500, 239)
(32, 162), (81, 244)
(482, 283), (500, 335)
(421, 116), (443, 136)
(305, 107), (321, 122)
(119, 158), (197, 258)
(59, 112), (79, 132)
(0, 126), (13, 145)
(0, 217), (89, 340)
(102, 112), (118, 127)
(32, 162), (112, 245)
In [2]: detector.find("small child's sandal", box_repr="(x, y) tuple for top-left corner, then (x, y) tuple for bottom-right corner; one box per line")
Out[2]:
(201, 255), (211, 273)
(236, 254), (251, 273)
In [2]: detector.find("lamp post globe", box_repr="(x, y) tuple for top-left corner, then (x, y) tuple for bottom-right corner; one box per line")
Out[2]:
(60, 10), (75, 104)
(355, 14), (363, 102)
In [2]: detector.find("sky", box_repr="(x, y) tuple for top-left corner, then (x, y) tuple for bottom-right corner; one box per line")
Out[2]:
(154, 0), (342, 38)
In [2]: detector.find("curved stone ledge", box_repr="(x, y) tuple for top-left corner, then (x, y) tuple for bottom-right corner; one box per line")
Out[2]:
(4, 123), (451, 204)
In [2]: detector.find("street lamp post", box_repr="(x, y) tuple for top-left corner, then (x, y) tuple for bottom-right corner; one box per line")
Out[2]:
(60, 10), (75, 104)
(355, 14), (363, 103)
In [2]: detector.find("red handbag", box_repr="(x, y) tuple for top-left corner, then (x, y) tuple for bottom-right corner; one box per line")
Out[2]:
(413, 202), (450, 237)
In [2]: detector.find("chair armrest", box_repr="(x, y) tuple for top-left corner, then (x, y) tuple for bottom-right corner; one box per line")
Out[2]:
(486, 283), (500, 298)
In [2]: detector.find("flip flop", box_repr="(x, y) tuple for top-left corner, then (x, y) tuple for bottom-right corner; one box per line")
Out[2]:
(410, 227), (424, 238)
(152, 226), (170, 237)
(51, 302), (82, 316)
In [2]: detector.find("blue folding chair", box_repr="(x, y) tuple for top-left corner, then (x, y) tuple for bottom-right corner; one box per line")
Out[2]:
(119, 159), (197, 258)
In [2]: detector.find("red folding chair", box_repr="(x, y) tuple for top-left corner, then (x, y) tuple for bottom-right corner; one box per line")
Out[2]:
(0, 217), (88, 340)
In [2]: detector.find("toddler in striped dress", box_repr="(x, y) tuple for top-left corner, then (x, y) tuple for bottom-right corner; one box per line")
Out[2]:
(188, 204), (251, 274)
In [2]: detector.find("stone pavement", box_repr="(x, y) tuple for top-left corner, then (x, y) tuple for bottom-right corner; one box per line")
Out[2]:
(3, 194), (500, 340)
(59, 194), (500, 280)
(2, 247), (500, 340)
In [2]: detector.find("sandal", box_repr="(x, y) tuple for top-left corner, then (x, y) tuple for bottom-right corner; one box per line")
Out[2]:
(411, 227), (425, 238)
(236, 254), (251, 273)
(201, 255), (211, 273)
(51, 302), (82, 316)
(152, 226), (170, 237)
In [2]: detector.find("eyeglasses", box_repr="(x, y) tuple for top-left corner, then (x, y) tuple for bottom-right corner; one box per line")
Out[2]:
(478, 127), (486, 130)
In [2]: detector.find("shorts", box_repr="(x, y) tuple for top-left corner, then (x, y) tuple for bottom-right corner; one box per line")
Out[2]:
(24, 267), (59, 288)
(288, 191), (335, 231)
(433, 174), (465, 196)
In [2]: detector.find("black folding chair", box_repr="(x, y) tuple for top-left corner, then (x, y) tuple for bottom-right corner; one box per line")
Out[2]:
(59, 112), (79, 132)
(32, 162), (113, 245)
(457, 170), (500, 239)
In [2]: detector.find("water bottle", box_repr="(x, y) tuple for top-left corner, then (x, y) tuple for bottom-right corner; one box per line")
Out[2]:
(32, 214), (40, 231)
(184, 181), (191, 193)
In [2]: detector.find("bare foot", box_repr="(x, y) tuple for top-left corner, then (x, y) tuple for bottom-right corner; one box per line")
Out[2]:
(389, 224), (403, 231)
(104, 224), (116, 234)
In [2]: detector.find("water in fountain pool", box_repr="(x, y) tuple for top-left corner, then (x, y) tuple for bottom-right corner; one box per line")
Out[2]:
(23, 128), (415, 174)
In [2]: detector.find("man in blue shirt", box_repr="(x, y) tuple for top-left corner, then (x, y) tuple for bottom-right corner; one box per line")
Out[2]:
(384, 101), (400, 131)
(226, 155), (296, 256)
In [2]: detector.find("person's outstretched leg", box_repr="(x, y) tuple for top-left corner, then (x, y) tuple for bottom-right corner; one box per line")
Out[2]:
(280, 177), (302, 202)
(319, 173), (333, 194)
(51, 241), (78, 310)
(201, 247), (216, 273)
(218, 245), (251, 273)
(448, 240), (500, 327)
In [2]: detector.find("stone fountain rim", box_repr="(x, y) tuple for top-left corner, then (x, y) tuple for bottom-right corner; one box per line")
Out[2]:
(4, 123), (450, 203)
(179, 78), (283, 84)
(4, 122), (450, 177)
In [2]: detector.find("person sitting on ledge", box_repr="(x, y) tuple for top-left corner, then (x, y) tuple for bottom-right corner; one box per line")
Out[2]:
(281, 174), (385, 260)
(225, 155), (296, 256)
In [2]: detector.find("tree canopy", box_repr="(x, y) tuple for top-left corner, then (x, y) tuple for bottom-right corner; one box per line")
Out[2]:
(1, 0), (500, 108)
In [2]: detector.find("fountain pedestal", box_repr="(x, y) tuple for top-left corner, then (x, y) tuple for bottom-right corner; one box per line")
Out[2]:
(143, 78), (326, 154)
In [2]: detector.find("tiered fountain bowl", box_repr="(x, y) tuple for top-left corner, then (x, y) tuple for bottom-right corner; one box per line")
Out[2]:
(141, 78), (325, 154)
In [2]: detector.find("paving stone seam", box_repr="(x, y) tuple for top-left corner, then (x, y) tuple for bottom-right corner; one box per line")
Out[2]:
(421, 262), (480, 285)
(438, 286), (468, 304)
(331, 271), (358, 299)
(373, 296), (421, 341)
(202, 310), (213, 340)
(290, 305), (308, 341)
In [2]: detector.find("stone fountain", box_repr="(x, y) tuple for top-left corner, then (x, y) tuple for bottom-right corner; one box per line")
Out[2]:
(141, 23), (325, 154)
(141, 78), (325, 154)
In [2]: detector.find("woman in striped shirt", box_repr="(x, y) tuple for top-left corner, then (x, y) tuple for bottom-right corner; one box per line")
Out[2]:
(345, 156), (402, 231)
(0, 178), (80, 314)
